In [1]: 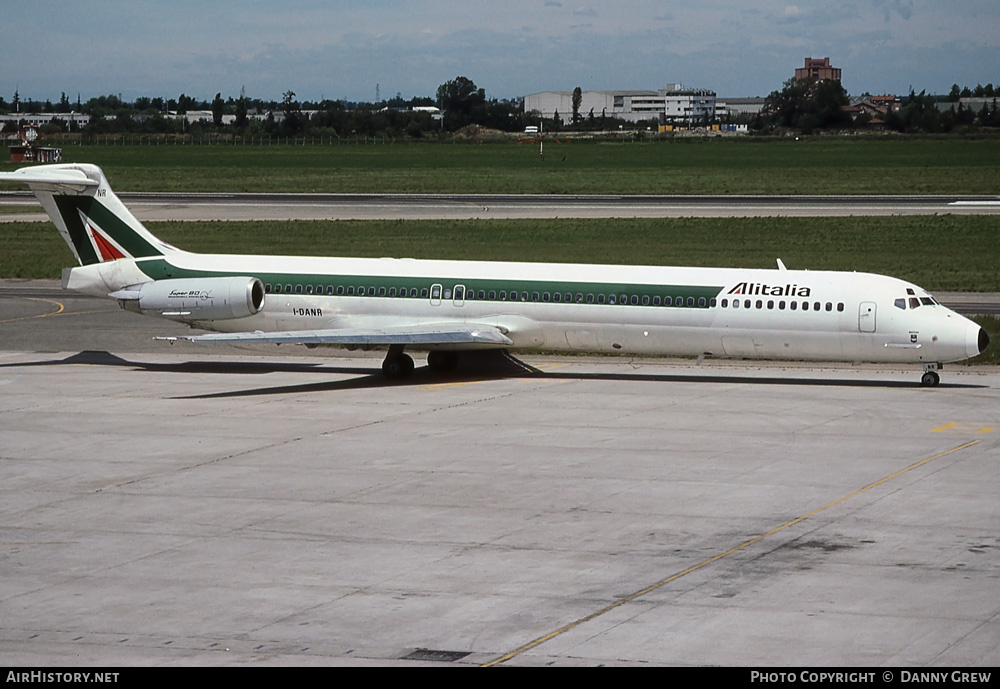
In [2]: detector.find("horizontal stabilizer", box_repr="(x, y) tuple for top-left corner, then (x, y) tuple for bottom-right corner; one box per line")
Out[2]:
(0, 166), (99, 190)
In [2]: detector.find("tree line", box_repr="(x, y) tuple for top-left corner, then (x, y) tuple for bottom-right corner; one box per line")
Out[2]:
(4, 76), (998, 139)
(760, 79), (999, 134)
(1, 78), (530, 139)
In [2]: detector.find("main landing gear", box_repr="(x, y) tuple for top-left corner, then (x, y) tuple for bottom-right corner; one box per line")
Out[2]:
(380, 347), (460, 380)
(381, 345), (414, 380)
(920, 363), (942, 387)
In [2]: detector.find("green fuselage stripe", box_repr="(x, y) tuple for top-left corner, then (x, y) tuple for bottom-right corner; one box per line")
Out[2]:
(138, 258), (725, 307)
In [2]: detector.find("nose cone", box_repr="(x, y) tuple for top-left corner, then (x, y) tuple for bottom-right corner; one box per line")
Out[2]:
(968, 323), (990, 359)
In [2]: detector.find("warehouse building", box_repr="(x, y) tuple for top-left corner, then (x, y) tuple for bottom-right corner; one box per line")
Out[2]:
(525, 85), (717, 125)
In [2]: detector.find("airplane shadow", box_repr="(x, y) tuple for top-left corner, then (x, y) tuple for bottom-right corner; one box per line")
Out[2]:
(0, 349), (988, 397)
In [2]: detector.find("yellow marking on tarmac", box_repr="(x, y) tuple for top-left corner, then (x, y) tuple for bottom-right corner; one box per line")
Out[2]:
(931, 422), (993, 434)
(483, 439), (981, 667)
(421, 378), (565, 391)
(0, 297), (64, 323)
(421, 380), (498, 391)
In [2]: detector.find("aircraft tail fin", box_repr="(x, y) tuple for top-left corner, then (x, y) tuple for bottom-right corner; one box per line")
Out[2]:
(0, 163), (179, 266)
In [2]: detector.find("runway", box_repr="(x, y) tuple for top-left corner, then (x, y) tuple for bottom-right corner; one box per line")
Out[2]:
(1, 283), (998, 666)
(3, 191), (1000, 221)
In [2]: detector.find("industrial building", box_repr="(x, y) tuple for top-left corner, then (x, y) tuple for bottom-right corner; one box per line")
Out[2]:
(524, 85), (717, 125)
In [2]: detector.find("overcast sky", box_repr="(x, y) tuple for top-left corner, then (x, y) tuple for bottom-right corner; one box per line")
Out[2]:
(4, 1), (997, 105)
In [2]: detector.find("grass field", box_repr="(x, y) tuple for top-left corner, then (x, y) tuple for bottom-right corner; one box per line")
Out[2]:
(2, 137), (999, 194)
(3, 215), (997, 292)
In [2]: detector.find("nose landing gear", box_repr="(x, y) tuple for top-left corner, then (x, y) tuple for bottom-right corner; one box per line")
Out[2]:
(920, 363), (941, 387)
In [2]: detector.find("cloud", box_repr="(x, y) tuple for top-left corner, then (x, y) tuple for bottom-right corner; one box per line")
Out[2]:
(875, 0), (914, 22)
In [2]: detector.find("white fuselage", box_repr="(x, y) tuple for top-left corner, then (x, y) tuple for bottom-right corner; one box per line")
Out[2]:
(72, 250), (984, 366)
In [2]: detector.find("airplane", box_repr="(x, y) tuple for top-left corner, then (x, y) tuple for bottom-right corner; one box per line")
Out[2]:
(0, 162), (989, 386)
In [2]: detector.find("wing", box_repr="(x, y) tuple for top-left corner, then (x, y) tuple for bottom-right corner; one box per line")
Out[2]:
(159, 323), (514, 348)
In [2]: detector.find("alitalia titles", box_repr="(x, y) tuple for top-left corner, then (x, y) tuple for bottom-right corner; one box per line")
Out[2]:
(728, 282), (812, 297)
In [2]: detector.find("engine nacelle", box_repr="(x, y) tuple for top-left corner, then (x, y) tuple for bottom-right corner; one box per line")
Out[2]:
(112, 276), (265, 321)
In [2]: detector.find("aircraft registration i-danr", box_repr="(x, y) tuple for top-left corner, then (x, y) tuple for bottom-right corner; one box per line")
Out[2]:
(0, 163), (989, 385)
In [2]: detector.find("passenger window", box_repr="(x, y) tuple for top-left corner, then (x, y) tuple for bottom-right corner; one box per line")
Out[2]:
(598, 294), (606, 304)
(521, 292), (528, 301)
(609, 295), (616, 304)
(379, 287), (386, 297)
(790, 301), (797, 310)
(421, 288), (429, 298)
(837, 303), (844, 312)
(488, 290), (496, 300)
(767, 300), (774, 309)
(721, 299), (728, 308)
(542, 292), (550, 302)
(825, 302), (832, 311)
(368, 287), (376, 296)
(620, 294), (628, 304)
(778, 301), (785, 310)
(664, 296), (672, 306)
(709, 298), (716, 307)
(553, 292), (561, 302)
(630, 295), (639, 305)
(286, 284), (293, 294)
(700, 298), (708, 307)
(802, 301), (809, 311)
(306, 285), (314, 294)
(586, 294), (594, 304)
(755, 300), (762, 309)
(742, 299), (749, 309)
(733, 299), (740, 309)
(431, 285), (442, 299)
(443, 289), (452, 299)
(576, 294), (583, 303)
(813, 302), (820, 311)
(389, 287), (396, 297)
(265, 284), (273, 293)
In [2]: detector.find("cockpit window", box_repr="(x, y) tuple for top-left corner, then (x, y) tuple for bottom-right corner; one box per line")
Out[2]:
(894, 298), (906, 310)
(920, 297), (934, 306)
(909, 297), (920, 309)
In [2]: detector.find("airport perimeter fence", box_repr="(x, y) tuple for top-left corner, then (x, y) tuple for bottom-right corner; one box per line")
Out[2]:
(72, 135), (400, 147)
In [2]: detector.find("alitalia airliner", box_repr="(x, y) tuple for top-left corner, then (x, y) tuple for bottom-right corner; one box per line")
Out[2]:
(1, 163), (989, 385)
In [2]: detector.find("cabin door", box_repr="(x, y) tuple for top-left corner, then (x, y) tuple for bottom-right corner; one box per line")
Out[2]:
(859, 302), (877, 333)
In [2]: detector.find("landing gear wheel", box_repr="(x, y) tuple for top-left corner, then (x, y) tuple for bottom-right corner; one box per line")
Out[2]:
(920, 370), (940, 387)
(427, 350), (459, 372)
(382, 352), (414, 380)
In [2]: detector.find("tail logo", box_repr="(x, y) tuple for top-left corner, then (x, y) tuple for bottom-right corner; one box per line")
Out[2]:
(79, 211), (128, 262)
